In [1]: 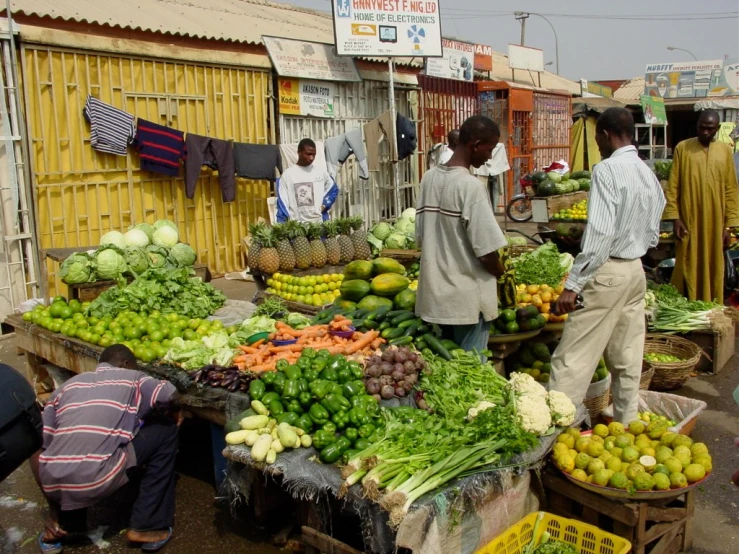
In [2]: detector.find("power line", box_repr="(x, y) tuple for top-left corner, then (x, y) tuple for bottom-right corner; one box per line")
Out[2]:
(440, 10), (737, 21)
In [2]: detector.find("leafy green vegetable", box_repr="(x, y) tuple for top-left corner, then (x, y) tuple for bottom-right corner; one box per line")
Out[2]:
(60, 252), (95, 284)
(124, 247), (150, 276)
(532, 540), (579, 554)
(654, 160), (672, 182)
(168, 243), (196, 267)
(285, 312), (311, 330)
(130, 222), (154, 242)
(146, 244), (170, 269)
(87, 267), (226, 319)
(100, 230), (126, 249)
(94, 245), (128, 280)
(238, 315), (277, 338)
(511, 243), (567, 286)
(163, 333), (235, 370)
(646, 283), (723, 332)
(255, 296), (286, 318)
(124, 228), (150, 248)
(153, 225), (179, 248)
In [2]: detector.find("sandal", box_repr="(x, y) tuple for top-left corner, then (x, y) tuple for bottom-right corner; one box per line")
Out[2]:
(38, 533), (63, 554)
(136, 527), (173, 552)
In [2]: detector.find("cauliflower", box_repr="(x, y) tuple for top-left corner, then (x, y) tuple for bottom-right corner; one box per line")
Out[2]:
(509, 372), (547, 400)
(467, 400), (496, 420)
(546, 390), (576, 427)
(516, 395), (552, 436)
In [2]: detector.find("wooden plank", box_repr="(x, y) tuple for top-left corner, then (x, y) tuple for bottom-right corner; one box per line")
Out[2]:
(686, 325), (735, 374)
(649, 525), (682, 554)
(683, 489), (694, 551)
(646, 506), (686, 523)
(634, 502), (648, 554)
(531, 191), (588, 223)
(301, 527), (363, 554)
(643, 521), (682, 545)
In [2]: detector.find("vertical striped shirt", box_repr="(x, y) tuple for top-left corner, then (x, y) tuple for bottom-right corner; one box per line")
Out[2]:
(565, 145), (666, 293)
(83, 96), (136, 156)
(39, 365), (176, 510)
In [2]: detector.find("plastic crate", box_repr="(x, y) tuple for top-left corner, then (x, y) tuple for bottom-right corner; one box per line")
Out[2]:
(476, 512), (631, 554)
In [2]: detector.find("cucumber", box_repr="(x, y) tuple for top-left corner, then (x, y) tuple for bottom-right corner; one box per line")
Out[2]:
(404, 319), (423, 337)
(366, 305), (392, 322)
(379, 321), (392, 331)
(414, 339), (427, 351)
(441, 339), (461, 351)
(383, 327), (405, 340)
(417, 324), (430, 335)
(431, 323), (443, 338)
(389, 336), (414, 346)
(391, 312), (417, 326)
(423, 333), (452, 361)
(381, 327), (397, 339)
(387, 309), (412, 318)
(361, 320), (379, 330)
(397, 317), (420, 330)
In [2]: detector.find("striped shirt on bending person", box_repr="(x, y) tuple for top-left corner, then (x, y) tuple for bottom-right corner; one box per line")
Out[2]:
(83, 96), (136, 156)
(565, 145), (666, 293)
(39, 365), (177, 510)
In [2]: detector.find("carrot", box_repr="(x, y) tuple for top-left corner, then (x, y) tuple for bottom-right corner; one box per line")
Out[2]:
(370, 338), (383, 349)
(275, 326), (304, 338)
(238, 345), (260, 354)
(326, 346), (346, 355)
(249, 361), (277, 373)
(331, 318), (352, 329)
(345, 330), (380, 354)
(268, 344), (303, 354)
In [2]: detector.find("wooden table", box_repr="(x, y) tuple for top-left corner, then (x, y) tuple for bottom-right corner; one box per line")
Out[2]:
(6, 314), (234, 426)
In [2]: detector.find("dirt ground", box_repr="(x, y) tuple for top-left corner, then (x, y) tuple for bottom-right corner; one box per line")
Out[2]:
(0, 272), (737, 554)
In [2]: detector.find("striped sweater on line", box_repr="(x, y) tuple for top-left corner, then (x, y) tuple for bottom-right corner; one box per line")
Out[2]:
(83, 95), (135, 156)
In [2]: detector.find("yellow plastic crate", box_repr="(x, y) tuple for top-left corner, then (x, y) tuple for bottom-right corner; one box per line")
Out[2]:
(476, 512), (631, 554)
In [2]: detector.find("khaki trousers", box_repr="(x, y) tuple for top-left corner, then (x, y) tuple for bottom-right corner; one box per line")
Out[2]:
(550, 259), (646, 424)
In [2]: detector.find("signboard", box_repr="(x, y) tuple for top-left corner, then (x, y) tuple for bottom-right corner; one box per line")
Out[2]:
(579, 79), (613, 98)
(332, 0), (443, 57)
(425, 39), (475, 81)
(279, 78), (336, 118)
(643, 60), (738, 98)
(508, 44), (544, 72)
(263, 36), (361, 82)
(474, 43), (493, 72)
(640, 95), (667, 125)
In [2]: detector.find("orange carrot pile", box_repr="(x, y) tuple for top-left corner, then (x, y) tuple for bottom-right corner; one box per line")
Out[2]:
(329, 315), (353, 332)
(232, 320), (384, 373)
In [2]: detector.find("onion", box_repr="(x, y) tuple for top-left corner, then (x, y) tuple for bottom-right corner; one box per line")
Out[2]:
(381, 350), (395, 363)
(394, 386), (406, 398)
(380, 362), (394, 375)
(366, 365), (382, 378)
(391, 370), (405, 382)
(402, 380), (414, 393)
(403, 361), (416, 373)
(393, 363), (405, 374)
(366, 378), (381, 395)
(381, 385), (395, 399)
(394, 351), (408, 363)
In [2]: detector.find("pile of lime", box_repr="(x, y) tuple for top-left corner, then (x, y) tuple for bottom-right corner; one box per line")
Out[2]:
(551, 420), (711, 493)
(637, 411), (677, 427)
(266, 272), (344, 306)
(22, 297), (234, 362)
(644, 352), (683, 363)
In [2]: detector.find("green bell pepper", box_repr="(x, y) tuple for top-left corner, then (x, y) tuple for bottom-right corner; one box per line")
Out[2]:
(321, 393), (351, 414)
(311, 358), (328, 371)
(282, 379), (300, 399)
(298, 391), (313, 408)
(368, 430), (383, 443)
(284, 365), (302, 381)
(302, 368), (319, 382)
(309, 403), (329, 425)
(286, 399), (304, 414)
(342, 449), (359, 465)
(331, 410), (349, 430)
(354, 438), (371, 452)
(344, 427), (359, 443)
(275, 359), (290, 372)
(342, 380), (365, 399)
(248, 379), (265, 400)
(313, 430), (336, 450)
(321, 421), (337, 435)
(309, 379), (331, 399)
(276, 412), (299, 426)
(329, 382), (344, 395)
(334, 436), (351, 453)
(268, 399), (285, 416)
(350, 394), (377, 409)
(302, 347), (317, 359)
(319, 443), (343, 464)
(348, 407), (366, 427)
(261, 392), (280, 406)
(297, 356), (311, 370)
(272, 372), (287, 394)
(358, 423), (375, 438)
(261, 372), (277, 386)
(319, 366), (338, 382)
(348, 361), (364, 380)
(337, 368), (352, 384)
(295, 414), (314, 433)
(297, 378), (309, 393)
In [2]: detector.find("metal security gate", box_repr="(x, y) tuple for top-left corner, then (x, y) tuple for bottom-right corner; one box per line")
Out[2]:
(417, 75), (477, 171)
(278, 78), (419, 225)
(20, 45), (273, 294)
(0, 21), (40, 321)
(532, 91), (571, 171)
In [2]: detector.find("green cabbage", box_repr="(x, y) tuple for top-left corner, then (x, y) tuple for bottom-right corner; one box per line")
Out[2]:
(384, 232), (408, 249)
(100, 230), (126, 249)
(60, 252), (95, 284)
(168, 243), (196, 267)
(401, 208), (416, 222)
(125, 247), (150, 275)
(131, 222), (155, 242)
(394, 217), (415, 235)
(153, 225), (179, 248)
(371, 222), (393, 241)
(94, 246), (127, 280)
(146, 245), (170, 268)
(124, 228), (150, 248)
(153, 219), (178, 232)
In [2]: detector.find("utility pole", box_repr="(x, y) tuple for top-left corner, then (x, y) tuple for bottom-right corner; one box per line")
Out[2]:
(515, 11), (530, 45)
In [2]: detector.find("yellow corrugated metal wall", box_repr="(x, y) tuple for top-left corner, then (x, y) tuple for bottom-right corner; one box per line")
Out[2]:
(21, 45), (272, 294)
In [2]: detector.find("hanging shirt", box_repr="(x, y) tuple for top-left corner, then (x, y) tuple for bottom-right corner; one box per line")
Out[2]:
(134, 119), (185, 177)
(83, 95), (135, 156)
(325, 129), (369, 180)
(437, 146), (453, 165)
(473, 144), (510, 177)
(276, 164), (337, 223)
(233, 143), (283, 181)
(38, 364), (176, 511)
(364, 111), (396, 171)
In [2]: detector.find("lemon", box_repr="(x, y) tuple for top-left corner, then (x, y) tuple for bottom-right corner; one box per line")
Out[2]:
(593, 469), (611, 487)
(571, 469), (588, 482)
(663, 457), (683, 475)
(606, 457), (623, 472)
(693, 455), (712, 473)
(556, 454), (575, 474)
(587, 459), (605, 475)
(690, 443), (709, 458)
(575, 452), (592, 470)
(593, 424), (609, 438)
(669, 472), (687, 489)
(653, 473), (671, 491)
(557, 433), (575, 449)
(684, 463), (706, 483)
(634, 472), (655, 491)
(587, 441), (604, 458)
(639, 455), (657, 472)
(575, 437), (591, 453)
(609, 472), (629, 490)
(626, 463), (645, 481)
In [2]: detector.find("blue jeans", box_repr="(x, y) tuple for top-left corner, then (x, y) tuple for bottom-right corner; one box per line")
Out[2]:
(441, 313), (491, 354)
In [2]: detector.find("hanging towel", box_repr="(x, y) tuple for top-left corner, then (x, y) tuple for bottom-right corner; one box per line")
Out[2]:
(134, 119), (185, 177)
(83, 95), (135, 156)
(184, 134), (236, 202)
(363, 110), (396, 171)
(324, 128), (369, 180)
(233, 143), (283, 180)
(279, 141), (328, 174)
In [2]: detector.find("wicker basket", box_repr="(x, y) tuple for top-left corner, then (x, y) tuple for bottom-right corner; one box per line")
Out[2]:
(583, 373), (611, 423)
(644, 334), (702, 391)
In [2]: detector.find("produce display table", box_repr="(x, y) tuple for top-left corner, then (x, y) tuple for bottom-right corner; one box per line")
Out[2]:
(250, 264), (346, 292)
(5, 314), (240, 426)
(542, 471), (694, 554)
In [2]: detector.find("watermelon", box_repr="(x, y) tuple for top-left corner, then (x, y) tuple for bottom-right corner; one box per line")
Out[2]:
(578, 178), (591, 192)
(555, 183), (568, 195)
(569, 180), (580, 192)
(561, 172), (570, 181)
(546, 171), (562, 184)
(531, 171), (548, 184)
(571, 170), (591, 180)
(536, 179), (557, 197)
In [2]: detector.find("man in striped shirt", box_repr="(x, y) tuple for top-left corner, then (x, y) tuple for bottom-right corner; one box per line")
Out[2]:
(31, 346), (181, 553)
(549, 108), (665, 424)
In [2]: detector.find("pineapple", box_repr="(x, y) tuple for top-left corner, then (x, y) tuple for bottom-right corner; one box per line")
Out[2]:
(273, 223), (296, 272)
(247, 222), (265, 272)
(336, 218), (355, 263)
(289, 221), (312, 270)
(307, 223), (327, 268)
(323, 221), (341, 266)
(349, 216), (371, 260)
(257, 226), (280, 276)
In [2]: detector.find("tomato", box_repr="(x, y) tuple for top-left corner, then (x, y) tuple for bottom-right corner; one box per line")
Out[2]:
(40, 310), (51, 319)
(139, 348), (157, 363)
(161, 339), (172, 348)
(174, 320), (188, 331)
(124, 327), (144, 340)
(210, 320), (223, 330)
(167, 328), (183, 340)
(75, 320), (89, 330)
(60, 325), (76, 337)
(165, 314), (179, 323)
(78, 330), (92, 343)
(155, 345), (168, 359)
(39, 317), (53, 330)
(68, 299), (82, 314)
(87, 316), (100, 326)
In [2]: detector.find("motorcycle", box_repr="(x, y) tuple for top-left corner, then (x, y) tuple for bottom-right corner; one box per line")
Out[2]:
(506, 175), (536, 222)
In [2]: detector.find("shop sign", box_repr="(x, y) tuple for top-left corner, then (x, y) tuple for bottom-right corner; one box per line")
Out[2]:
(264, 36), (361, 82)
(643, 60), (738, 98)
(279, 78), (336, 118)
(640, 95), (667, 125)
(332, 0), (443, 57)
(425, 38), (475, 81)
(474, 43), (493, 72)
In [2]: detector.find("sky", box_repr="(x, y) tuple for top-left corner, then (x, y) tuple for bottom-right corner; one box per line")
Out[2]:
(278, 0), (739, 81)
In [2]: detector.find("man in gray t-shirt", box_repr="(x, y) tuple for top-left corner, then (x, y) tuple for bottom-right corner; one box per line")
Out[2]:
(415, 116), (507, 352)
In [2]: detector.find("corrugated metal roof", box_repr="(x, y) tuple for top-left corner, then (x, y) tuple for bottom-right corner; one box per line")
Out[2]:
(614, 77), (645, 102)
(488, 50), (581, 96)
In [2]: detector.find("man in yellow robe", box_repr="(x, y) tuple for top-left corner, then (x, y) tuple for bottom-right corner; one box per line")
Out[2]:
(664, 110), (739, 303)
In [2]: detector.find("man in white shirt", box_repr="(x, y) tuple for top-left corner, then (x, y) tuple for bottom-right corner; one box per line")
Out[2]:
(437, 129), (459, 165)
(277, 139), (338, 223)
(549, 108), (665, 424)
